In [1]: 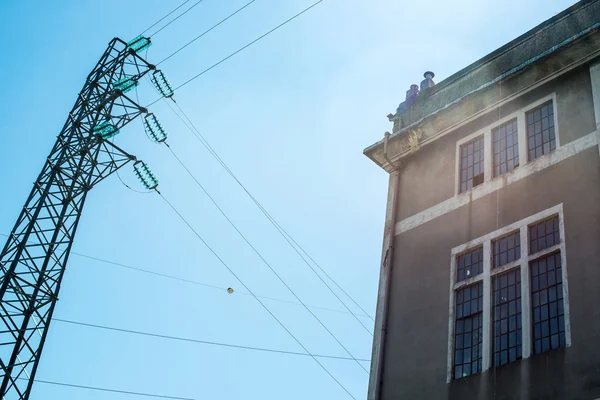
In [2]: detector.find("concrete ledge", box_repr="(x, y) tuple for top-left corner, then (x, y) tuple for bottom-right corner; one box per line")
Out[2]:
(395, 130), (599, 235)
(364, 1), (600, 171)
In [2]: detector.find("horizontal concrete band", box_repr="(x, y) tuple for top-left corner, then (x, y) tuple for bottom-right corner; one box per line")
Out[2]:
(395, 130), (599, 235)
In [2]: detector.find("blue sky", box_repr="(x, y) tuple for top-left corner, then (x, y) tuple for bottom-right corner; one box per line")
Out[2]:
(0, 0), (577, 398)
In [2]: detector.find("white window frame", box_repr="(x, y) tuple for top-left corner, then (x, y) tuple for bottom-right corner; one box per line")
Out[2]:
(454, 93), (560, 195)
(446, 203), (571, 383)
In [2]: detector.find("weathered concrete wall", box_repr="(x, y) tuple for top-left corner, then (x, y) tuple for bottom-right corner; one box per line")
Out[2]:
(365, 30), (600, 170)
(556, 67), (596, 145)
(381, 147), (600, 399)
(395, 66), (596, 221)
(366, 5), (600, 399)
(399, 0), (600, 129)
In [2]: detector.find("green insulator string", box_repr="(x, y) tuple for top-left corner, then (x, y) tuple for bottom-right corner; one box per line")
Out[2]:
(112, 76), (139, 94)
(127, 36), (152, 53)
(133, 161), (159, 190)
(143, 113), (167, 143)
(150, 70), (174, 98)
(93, 121), (120, 139)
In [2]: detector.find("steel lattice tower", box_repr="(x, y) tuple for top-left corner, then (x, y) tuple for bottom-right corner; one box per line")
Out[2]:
(0, 37), (155, 399)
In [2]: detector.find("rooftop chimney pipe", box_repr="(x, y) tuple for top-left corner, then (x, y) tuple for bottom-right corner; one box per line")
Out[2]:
(420, 71), (435, 92)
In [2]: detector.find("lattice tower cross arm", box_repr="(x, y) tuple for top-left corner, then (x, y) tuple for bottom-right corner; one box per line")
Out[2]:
(0, 37), (153, 400)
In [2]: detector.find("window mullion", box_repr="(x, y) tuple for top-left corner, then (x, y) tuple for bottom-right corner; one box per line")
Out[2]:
(482, 240), (492, 371)
(517, 113), (528, 164)
(519, 224), (532, 359)
(484, 131), (492, 182)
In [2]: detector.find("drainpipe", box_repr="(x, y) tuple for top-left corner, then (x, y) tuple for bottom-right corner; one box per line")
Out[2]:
(368, 132), (401, 400)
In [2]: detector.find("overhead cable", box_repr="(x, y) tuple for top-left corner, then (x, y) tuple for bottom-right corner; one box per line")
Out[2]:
(165, 99), (375, 328)
(164, 142), (370, 369)
(157, 0), (257, 66)
(147, 0), (324, 107)
(53, 318), (371, 362)
(75, 244), (370, 317)
(149, 0), (207, 38)
(157, 192), (357, 399)
(0, 233), (371, 319)
(173, 0), (322, 91)
(139, 0), (190, 37)
(24, 378), (195, 400)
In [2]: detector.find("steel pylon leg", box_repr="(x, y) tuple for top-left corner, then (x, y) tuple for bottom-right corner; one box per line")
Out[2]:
(0, 38), (155, 399)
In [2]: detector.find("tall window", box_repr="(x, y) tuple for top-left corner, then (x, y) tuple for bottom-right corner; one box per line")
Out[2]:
(453, 247), (484, 380)
(526, 101), (556, 161)
(459, 136), (484, 193)
(454, 283), (483, 379)
(448, 206), (569, 383)
(493, 119), (519, 177)
(530, 253), (566, 354)
(492, 269), (522, 366)
(528, 216), (566, 354)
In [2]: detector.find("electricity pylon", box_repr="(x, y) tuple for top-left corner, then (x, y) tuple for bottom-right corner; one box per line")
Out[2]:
(0, 36), (158, 399)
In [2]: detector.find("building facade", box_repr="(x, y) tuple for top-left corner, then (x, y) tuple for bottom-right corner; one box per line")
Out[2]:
(364, 1), (600, 399)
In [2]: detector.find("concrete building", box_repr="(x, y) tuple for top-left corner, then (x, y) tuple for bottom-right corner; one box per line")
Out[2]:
(363, 1), (600, 399)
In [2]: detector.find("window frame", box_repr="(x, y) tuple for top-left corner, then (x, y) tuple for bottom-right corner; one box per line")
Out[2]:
(454, 93), (560, 196)
(526, 100), (558, 161)
(458, 135), (486, 193)
(492, 118), (520, 177)
(456, 246), (484, 282)
(446, 204), (570, 383)
(491, 268), (522, 367)
(529, 250), (566, 354)
(453, 282), (484, 379)
(492, 230), (521, 270)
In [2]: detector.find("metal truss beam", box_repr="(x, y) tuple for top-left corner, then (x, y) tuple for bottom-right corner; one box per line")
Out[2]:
(0, 37), (154, 399)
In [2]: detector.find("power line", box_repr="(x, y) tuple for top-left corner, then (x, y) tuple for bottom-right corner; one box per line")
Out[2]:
(53, 318), (371, 362)
(147, 0), (324, 107)
(139, 0), (191, 37)
(116, 169), (154, 194)
(77, 250), (372, 318)
(271, 218), (376, 322)
(0, 233), (371, 319)
(71, 250), (229, 290)
(154, 30), (374, 326)
(165, 99), (374, 326)
(24, 378), (195, 400)
(163, 141), (370, 370)
(149, 0), (207, 38)
(157, 0), (257, 66)
(0, 2), (347, 398)
(173, 0), (321, 91)
(156, 191), (357, 399)
(162, 98), (373, 334)
(72, 250), (371, 317)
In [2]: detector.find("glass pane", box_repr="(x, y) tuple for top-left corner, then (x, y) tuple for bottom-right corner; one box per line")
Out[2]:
(530, 251), (566, 355)
(492, 269), (522, 367)
(493, 119), (519, 177)
(526, 101), (555, 160)
(457, 247), (483, 282)
(460, 136), (485, 192)
(493, 231), (520, 268)
(529, 216), (559, 255)
(454, 283), (483, 379)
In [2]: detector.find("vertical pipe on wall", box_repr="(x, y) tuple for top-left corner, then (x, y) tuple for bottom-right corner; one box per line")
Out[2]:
(368, 133), (401, 400)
